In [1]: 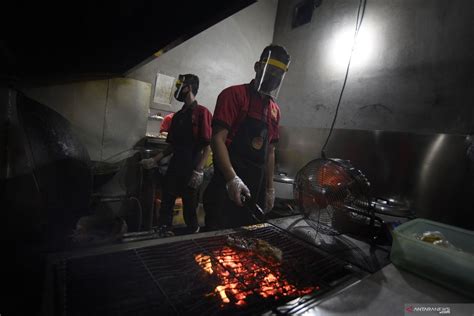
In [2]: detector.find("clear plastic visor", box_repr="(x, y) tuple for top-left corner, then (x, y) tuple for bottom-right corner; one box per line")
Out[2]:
(256, 56), (289, 99)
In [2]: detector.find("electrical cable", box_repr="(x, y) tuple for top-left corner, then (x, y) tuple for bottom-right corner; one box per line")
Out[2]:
(320, 0), (367, 159)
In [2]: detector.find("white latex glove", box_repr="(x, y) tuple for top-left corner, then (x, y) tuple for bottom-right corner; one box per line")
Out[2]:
(225, 176), (250, 207)
(265, 188), (275, 213)
(139, 158), (158, 169)
(188, 170), (204, 189)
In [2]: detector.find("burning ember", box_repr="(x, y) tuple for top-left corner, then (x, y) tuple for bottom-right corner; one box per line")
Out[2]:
(194, 245), (318, 307)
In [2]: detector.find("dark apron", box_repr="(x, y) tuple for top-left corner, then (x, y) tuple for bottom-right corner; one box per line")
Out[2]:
(158, 106), (201, 228)
(165, 108), (197, 193)
(205, 91), (269, 229)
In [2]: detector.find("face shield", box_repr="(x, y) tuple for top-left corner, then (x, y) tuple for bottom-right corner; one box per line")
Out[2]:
(255, 52), (290, 99)
(174, 75), (187, 102)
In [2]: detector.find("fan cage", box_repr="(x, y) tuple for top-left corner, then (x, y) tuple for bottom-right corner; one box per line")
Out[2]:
(294, 158), (373, 235)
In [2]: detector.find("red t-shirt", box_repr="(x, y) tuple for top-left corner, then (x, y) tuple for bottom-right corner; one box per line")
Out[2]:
(166, 102), (212, 146)
(159, 113), (174, 133)
(212, 82), (280, 146)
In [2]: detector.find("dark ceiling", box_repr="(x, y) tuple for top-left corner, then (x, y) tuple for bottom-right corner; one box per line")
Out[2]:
(1, 0), (255, 83)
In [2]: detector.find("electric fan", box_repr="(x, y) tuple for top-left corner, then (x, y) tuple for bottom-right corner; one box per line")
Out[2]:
(294, 158), (384, 238)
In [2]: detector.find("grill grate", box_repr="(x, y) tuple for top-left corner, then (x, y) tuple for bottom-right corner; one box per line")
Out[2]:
(57, 225), (359, 315)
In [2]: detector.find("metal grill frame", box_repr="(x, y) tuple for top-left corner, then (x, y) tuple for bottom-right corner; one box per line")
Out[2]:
(43, 222), (367, 316)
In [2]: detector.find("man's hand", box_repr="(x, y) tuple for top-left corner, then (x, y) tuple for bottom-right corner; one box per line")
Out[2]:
(265, 188), (275, 213)
(139, 158), (158, 169)
(188, 170), (204, 189)
(225, 176), (250, 206)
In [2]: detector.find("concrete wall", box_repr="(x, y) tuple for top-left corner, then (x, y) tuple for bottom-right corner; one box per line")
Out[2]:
(273, 0), (474, 134)
(24, 78), (151, 161)
(127, 0), (278, 115)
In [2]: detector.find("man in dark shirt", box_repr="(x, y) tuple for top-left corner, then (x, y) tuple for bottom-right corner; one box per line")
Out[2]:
(141, 74), (212, 236)
(204, 45), (290, 230)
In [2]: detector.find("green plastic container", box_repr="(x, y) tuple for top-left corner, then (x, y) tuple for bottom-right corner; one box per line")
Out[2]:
(390, 218), (474, 298)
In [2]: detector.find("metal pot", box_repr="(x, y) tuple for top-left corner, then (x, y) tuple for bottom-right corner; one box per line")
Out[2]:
(273, 172), (294, 200)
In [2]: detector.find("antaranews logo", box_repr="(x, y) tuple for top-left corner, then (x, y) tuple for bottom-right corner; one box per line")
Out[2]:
(404, 305), (451, 314)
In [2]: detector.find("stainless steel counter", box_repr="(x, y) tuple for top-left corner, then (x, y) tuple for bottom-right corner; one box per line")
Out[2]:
(266, 215), (472, 315)
(301, 263), (472, 316)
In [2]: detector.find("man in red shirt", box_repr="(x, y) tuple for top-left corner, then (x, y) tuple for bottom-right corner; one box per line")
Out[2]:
(141, 74), (212, 236)
(159, 112), (174, 134)
(204, 45), (290, 230)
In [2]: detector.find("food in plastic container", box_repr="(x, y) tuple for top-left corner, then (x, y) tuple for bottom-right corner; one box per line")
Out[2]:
(390, 218), (474, 298)
(413, 231), (462, 251)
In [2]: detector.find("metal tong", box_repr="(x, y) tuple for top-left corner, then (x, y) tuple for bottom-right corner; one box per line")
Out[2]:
(241, 194), (265, 222)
